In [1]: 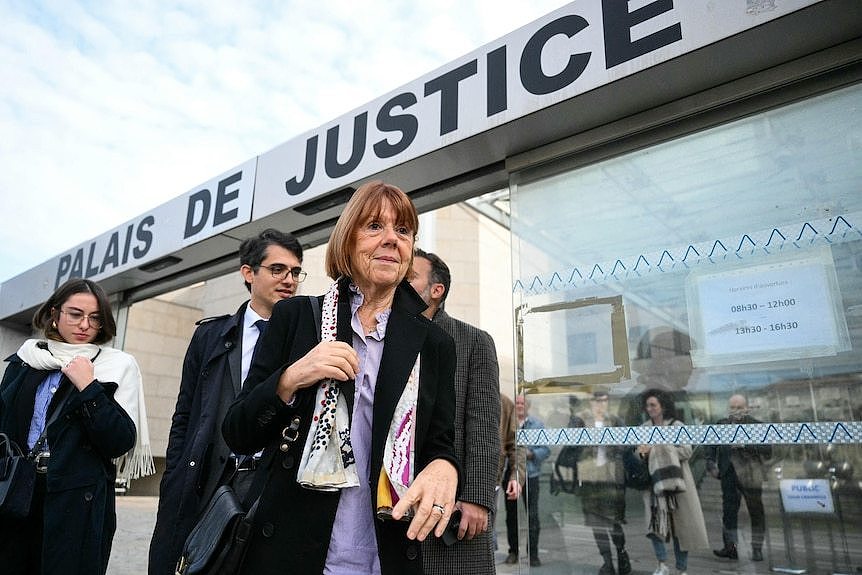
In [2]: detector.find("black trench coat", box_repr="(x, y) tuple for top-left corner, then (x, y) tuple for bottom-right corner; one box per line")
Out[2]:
(223, 278), (459, 575)
(0, 354), (136, 575)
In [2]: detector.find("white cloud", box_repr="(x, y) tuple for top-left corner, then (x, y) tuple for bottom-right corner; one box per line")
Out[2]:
(0, 0), (570, 283)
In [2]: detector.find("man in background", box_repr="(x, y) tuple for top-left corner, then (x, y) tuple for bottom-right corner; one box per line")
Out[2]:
(499, 393), (524, 509)
(411, 248), (501, 575)
(148, 229), (304, 575)
(569, 390), (631, 575)
(498, 393), (524, 557)
(708, 394), (771, 562)
(505, 395), (550, 567)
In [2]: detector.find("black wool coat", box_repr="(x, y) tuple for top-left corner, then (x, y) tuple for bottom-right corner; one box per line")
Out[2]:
(0, 354), (136, 575)
(148, 302), (249, 575)
(222, 278), (459, 575)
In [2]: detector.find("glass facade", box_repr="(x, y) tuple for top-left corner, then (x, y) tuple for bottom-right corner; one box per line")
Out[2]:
(508, 84), (862, 573)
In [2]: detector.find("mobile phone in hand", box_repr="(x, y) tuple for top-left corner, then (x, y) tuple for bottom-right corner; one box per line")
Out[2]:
(440, 509), (463, 546)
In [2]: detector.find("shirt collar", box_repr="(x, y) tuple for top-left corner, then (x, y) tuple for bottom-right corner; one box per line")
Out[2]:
(243, 302), (266, 331)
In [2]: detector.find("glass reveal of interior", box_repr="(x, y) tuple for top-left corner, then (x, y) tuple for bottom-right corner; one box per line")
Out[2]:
(508, 83), (862, 573)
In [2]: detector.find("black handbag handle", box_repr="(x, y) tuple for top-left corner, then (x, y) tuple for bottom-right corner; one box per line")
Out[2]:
(1, 432), (23, 458)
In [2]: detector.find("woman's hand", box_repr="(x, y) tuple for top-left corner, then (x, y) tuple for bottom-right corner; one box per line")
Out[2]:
(61, 356), (95, 391)
(277, 341), (359, 403)
(637, 444), (651, 458)
(392, 458), (458, 541)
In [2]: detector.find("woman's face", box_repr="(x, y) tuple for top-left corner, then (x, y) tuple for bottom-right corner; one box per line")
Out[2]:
(644, 395), (664, 422)
(351, 202), (414, 291)
(53, 292), (101, 344)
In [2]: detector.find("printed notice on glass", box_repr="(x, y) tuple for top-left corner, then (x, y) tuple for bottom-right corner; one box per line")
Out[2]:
(686, 249), (850, 367)
(779, 479), (834, 514)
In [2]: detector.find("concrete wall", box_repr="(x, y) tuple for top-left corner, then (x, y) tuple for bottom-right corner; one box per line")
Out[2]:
(124, 296), (203, 457)
(0, 323), (30, 365)
(423, 204), (515, 394)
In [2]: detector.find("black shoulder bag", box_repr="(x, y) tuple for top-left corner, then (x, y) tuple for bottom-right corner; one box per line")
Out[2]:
(175, 296), (320, 575)
(550, 445), (581, 495)
(0, 380), (74, 519)
(0, 432), (35, 518)
(622, 446), (651, 490)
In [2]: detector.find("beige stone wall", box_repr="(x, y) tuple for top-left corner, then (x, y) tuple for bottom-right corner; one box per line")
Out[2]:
(124, 297), (202, 456)
(418, 204), (516, 394)
(0, 324), (30, 367)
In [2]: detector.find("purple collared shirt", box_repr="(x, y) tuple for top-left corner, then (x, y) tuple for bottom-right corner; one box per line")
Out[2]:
(324, 288), (389, 575)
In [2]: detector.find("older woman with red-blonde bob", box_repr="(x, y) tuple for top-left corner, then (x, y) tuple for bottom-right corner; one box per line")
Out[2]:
(224, 181), (459, 575)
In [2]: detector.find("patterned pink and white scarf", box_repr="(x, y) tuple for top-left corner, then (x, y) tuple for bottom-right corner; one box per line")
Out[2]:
(297, 280), (419, 500)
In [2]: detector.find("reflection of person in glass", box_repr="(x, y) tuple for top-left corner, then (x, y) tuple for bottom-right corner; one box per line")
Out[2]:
(623, 328), (695, 427)
(504, 395), (549, 567)
(570, 390), (632, 575)
(637, 389), (708, 575)
(707, 394), (771, 562)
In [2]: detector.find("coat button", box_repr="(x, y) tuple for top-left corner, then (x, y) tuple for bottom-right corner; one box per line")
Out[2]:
(261, 523), (275, 537)
(225, 341), (232, 349)
(189, 461), (196, 467)
(406, 543), (418, 560)
(84, 492), (93, 502)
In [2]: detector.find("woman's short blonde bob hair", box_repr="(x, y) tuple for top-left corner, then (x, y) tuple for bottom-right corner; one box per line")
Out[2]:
(325, 180), (419, 280)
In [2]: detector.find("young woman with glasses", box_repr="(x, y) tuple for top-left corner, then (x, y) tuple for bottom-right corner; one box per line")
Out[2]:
(0, 278), (153, 575)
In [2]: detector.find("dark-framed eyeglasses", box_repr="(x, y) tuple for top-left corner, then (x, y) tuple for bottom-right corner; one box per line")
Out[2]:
(258, 264), (307, 282)
(58, 308), (103, 329)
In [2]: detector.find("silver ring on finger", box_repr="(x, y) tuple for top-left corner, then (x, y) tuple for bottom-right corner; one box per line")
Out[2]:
(432, 504), (445, 514)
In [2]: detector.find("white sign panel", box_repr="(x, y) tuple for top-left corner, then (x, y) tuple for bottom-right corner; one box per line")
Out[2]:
(686, 249), (850, 367)
(779, 479), (834, 514)
(0, 159), (256, 318)
(252, 0), (822, 218)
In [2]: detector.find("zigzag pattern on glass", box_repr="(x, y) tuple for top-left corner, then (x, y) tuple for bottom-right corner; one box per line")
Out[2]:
(513, 213), (860, 295)
(516, 421), (862, 447)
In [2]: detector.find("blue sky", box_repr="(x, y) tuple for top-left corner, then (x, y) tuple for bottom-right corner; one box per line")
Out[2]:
(0, 0), (568, 283)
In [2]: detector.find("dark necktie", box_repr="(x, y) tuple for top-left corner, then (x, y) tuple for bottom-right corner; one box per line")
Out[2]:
(252, 319), (268, 360)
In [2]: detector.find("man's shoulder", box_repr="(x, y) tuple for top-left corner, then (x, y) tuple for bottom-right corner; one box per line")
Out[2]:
(191, 304), (245, 341)
(195, 313), (233, 327)
(434, 310), (490, 340)
(525, 415), (545, 429)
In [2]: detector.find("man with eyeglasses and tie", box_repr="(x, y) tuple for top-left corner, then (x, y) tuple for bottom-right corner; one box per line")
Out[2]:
(148, 229), (304, 575)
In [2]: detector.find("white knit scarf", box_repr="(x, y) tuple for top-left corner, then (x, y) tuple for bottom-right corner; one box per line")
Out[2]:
(297, 280), (419, 501)
(16, 339), (155, 481)
(645, 420), (686, 540)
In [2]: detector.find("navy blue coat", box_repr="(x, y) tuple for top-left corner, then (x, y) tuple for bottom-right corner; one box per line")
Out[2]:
(222, 279), (459, 575)
(0, 353), (136, 575)
(148, 302), (248, 575)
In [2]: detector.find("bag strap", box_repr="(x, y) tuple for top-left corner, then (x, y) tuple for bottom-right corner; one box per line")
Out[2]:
(27, 382), (74, 458)
(24, 348), (101, 458)
(233, 294), (313, 517)
(308, 295), (321, 342)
